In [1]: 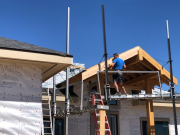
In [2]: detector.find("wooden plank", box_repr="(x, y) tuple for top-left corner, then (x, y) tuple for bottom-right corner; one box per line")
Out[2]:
(125, 55), (143, 66)
(161, 69), (178, 85)
(108, 83), (145, 90)
(124, 73), (158, 85)
(127, 65), (143, 76)
(123, 73), (133, 81)
(69, 65), (85, 69)
(58, 72), (82, 87)
(99, 110), (105, 135)
(160, 75), (169, 86)
(145, 79), (155, 135)
(141, 59), (157, 71)
(128, 73), (138, 78)
(135, 63), (150, 71)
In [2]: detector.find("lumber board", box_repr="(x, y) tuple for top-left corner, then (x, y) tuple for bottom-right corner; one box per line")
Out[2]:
(100, 110), (105, 135)
(124, 73), (158, 85)
(145, 79), (155, 135)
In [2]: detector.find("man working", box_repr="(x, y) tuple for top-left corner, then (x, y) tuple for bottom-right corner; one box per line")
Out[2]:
(108, 53), (127, 96)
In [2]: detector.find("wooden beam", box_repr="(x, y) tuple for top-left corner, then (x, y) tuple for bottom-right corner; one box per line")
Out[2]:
(123, 73), (133, 81)
(145, 79), (155, 135)
(69, 65), (85, 69)
(125, 55), (143, 66)
(109, 83), (145, 90)
(135, 63), (150, 71)
(141, 59), (157, 71)
(99, 74), (105, 95)
(161, 69), (178, 85)
(127, 72), (138, 79)
(99, 110), (105, 135)
(127, 64), (143, 76)
(124, 73), (158, 85)
(59, 72), (82, 87)
(160, 75), (169, 86)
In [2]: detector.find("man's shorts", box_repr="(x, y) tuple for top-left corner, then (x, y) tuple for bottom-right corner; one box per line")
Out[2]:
(112, 72), (124, 83)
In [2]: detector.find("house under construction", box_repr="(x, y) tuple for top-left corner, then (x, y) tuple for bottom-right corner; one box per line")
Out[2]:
(43, 46), (180, 135)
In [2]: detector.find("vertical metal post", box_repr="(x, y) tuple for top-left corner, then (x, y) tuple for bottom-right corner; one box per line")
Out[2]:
(166, 20), (178, 135)
(97, 72), (101, 95)
(157, 71), (162, 97)
(101, 5), (111, 127)
(53, 75), (56, 135)
(80, 80), (84, 110)
(65, 7), (70, 135)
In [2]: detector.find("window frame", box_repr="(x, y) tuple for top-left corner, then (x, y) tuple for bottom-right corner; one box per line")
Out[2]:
(140, 117), (171, 135)
(54, 117), (65, 135)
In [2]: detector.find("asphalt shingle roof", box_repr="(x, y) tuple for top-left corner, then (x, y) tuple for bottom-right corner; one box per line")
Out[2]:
(0, 37), (73, 57)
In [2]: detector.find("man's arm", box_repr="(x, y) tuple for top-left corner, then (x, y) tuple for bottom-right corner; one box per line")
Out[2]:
(108, 63), (115, 69)
(123, 64), (126, 69)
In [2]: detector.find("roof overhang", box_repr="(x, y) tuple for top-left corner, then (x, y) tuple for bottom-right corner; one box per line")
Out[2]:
(0, 49), (73, 82)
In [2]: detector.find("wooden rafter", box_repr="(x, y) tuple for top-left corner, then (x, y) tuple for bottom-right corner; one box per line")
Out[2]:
(135, 63), (150, 71)
(124, 73), (158, 85)
(141, 59), (157, 71)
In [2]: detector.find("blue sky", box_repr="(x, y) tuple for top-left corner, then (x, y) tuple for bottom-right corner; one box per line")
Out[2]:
(0, 0), (179, 92)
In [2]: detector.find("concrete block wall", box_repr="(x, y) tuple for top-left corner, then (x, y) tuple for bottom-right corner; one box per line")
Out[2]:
(120, 99), (180, 135)
(68, 80), (91, 135)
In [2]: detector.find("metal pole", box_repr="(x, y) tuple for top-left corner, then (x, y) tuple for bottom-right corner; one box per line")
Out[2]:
(101, 5), (111, 127)
(65, 7), (70, 135)
(97, 72), (101, 95)
(53, 75), (56, 135)
(166, 20), (178, 135)
(80, 80), (84, 110)
(157, 71), (162, 97)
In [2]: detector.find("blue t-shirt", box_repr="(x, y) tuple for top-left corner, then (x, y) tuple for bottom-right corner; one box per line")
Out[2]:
(113, 58), (125, 70)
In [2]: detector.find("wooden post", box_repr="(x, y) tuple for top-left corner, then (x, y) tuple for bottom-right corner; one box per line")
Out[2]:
(96, 74), (105, 95)
(99, 110), (105, 135)
(145, 79), (155, 135)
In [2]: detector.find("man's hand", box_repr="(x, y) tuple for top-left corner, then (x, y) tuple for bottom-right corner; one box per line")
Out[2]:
(108, 64), (112, 69)
(123, 64), (126, 69)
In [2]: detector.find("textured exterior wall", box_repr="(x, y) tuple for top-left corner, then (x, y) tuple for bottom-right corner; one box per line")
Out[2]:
(68, 80), (91, 135)
(120, 99), (180, 135)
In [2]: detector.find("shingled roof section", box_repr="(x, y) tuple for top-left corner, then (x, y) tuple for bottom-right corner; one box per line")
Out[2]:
(0, 37), (73, 57)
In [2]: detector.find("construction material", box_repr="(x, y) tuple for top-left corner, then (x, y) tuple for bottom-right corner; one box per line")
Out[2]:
(145, 79), (155, 135)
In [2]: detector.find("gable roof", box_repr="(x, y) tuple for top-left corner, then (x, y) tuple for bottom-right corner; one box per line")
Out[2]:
(0, 37), (72, 57)
(57, 46), (178, 89)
